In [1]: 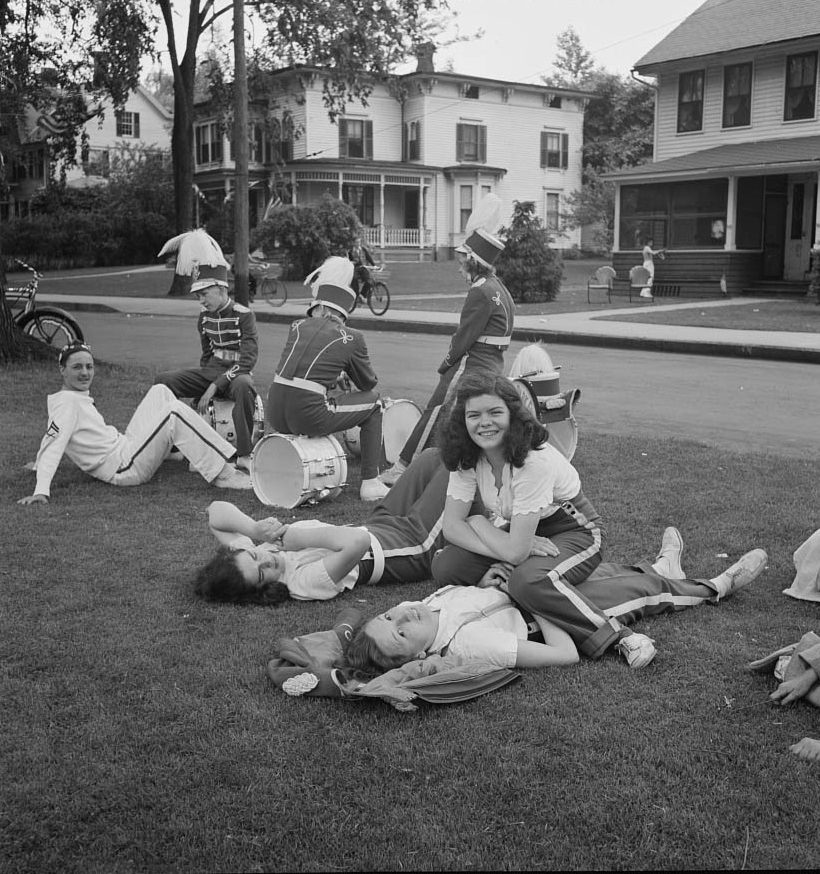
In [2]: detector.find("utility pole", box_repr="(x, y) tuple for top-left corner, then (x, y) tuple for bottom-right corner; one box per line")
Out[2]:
(232, 0), (250, 305)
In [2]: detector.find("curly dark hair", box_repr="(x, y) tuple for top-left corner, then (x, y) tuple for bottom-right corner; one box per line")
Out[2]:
(343, 616), (409, 676)
(193, 545), (290, 606)
(460, 252), (495, 282)
(439, 371), (548, 472)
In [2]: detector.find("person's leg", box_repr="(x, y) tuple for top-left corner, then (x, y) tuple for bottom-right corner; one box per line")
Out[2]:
(432, 544), (497, 587)
(112, 385), (236, 485)
(225, 374), (256, 459)
(154, 368), (211, 400)
(397, 364), (462, 468)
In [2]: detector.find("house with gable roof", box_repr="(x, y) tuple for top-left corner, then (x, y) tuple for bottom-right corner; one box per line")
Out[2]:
(192, 47), (592, 260)
(608, 0), (820, 296)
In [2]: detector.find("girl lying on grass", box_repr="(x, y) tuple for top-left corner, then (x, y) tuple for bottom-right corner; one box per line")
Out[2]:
(18, 341), (251, 505)
(430, 369), (767, 668)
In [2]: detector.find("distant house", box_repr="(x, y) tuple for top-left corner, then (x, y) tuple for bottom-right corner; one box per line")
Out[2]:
(192, 48), (591, 260)
(608, 0), (820, 295)
(1, 85), (172, 220)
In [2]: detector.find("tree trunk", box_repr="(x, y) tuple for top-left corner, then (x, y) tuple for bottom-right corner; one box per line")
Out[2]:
(0, 242), (29, 362)
(232, 0), (250, 306)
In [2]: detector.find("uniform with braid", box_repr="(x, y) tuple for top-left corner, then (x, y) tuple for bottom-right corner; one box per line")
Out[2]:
(395, 272), (515, 467)
(156, 299), (259, 458)
(268, 312), (384, 480)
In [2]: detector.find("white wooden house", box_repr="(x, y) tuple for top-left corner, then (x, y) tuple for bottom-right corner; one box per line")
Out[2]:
(608, 0), (820, 295)
(192, 51), (591, 260)
(2, 85), (172, 220)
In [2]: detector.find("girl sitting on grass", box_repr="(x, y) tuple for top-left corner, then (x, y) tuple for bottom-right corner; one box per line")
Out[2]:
(18, 340), (250, 505)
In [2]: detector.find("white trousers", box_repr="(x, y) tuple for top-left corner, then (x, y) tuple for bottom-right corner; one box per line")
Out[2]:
(105, 385), (235, 486)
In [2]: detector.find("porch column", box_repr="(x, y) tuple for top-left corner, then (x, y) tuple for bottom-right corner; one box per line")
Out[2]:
(815, 169), (820, 245)
(338, 172), (343, 200)
(613, 182), (621, 251)
(725, 175), (737, 250)
(418, 178), (424, 253)
(379, 175), (385, 250)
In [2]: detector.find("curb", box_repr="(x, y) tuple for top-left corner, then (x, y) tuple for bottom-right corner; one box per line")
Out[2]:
(50, 298), (820, 365)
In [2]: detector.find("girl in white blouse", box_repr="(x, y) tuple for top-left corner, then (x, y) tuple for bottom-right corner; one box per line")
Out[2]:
(433, 371), (656, 667)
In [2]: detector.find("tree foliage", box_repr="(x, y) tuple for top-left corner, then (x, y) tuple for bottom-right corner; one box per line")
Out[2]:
(251, 195), (361, 279)
(496, 201), (563, 303)
(542, 26), (595, 88)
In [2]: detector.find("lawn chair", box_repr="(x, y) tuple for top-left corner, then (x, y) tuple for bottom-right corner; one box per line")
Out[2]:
(629, 265), (653, 301)
(586, 265), (616, 303)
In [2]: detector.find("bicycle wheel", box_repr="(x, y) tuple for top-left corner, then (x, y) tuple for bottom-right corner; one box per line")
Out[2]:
(260, 276), (288, 308)
(18, 308), (84, 347)
(367, 281), (390, 315)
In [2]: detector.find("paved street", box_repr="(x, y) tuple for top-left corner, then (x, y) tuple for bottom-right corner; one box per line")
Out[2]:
(75, 309), (820, 460)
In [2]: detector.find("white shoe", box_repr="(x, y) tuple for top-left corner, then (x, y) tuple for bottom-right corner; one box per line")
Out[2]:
(709, 549), (768, 601)
(616, 632), (657, 668)
(379, 460), (407, 486)
(213, 467), (253, 490)
(652, 526), (684, 580)
(360, 477), (390, 501)
(235, 455), (252, 473)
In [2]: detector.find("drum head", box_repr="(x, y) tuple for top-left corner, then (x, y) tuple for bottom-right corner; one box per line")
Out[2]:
(510, 379), (538, 420)
(382, 399), (422, 464)
(250, 434), (306, 508)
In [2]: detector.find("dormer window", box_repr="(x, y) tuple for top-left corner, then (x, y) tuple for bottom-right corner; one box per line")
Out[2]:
(462, 84), (479, 99)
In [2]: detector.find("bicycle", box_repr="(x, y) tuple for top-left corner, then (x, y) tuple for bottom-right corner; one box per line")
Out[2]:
(6, 258), (85, 347)
(350, 264), (391, 316)
(227, 253), (288, 308)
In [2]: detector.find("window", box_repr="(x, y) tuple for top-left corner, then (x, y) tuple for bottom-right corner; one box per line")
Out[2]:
(784, 52), (817, 121)
(462, 84), (479, 99)
(619, 180), (728, 249)
(195, 122), (223, 166)
(544, 192), (560, 232)
(405, 120), (421, 160)
(81, 146), (110, 177)
(456, 123), (487, 162)
(723, 62), (752, 127)
(17, 148), (45, 180)
(339, 119), (373, 159)
(460, 185), (473, 232)
(677, 70), (704, 132)
(548, 94), (562, 109)
(267, 114), (294, 163)
(540, 131), (569, 169)
(115, 110), (140, 138)
(342, 184), (374, 225)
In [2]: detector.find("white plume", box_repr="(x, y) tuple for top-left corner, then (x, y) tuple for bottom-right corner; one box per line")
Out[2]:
(157, 229), (228, 276)
(465, 193), (503, 236)
(303, 255), (355, 296)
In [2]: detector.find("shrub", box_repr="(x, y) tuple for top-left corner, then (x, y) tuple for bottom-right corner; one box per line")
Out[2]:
(496, 200), (563, 303)
(251, 195), (361, 279)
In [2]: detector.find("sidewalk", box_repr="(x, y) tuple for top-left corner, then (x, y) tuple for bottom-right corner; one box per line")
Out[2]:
(39, 291), (820, 364)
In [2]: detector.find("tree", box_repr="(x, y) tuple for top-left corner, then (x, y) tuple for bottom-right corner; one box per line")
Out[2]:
(543, 26), (595, 89)
(0, 0), (154, 361)
(496, 201), (563, 303)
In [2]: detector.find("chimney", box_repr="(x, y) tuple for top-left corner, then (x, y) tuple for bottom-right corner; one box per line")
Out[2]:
(415, 42), (436, 74)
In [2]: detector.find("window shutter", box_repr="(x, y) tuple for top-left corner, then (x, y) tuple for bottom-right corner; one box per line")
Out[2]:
(540, 131), (547, 167)
(402, 122), (408, 161)
(561, 133), (569, 169)
(364, 120), (373, 159)
(339, 120), (348, 158)
(134, 113), (140, 138)
(478, 125), (487, 162)
(456, 123), (464, 161)
(416, 120), (421, 160)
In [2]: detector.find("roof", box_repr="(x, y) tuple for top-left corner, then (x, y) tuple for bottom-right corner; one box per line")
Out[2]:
(634, 0), (820, 72)
(607, 135), (820, 181)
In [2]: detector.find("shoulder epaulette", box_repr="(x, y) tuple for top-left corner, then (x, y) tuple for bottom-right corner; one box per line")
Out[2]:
(232, 302), (252, 313)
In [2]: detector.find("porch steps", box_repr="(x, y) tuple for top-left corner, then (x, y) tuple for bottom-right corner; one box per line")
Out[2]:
(741, 280), (810, 297)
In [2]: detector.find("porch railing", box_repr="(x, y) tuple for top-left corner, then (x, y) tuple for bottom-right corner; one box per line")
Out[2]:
(363, 226), (432, 248)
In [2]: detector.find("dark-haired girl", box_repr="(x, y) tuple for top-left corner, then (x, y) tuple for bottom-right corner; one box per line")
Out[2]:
(432, 370), (656, 667)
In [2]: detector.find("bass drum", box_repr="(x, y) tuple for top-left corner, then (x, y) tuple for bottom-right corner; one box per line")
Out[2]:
(250, 433), (348, 508)
(341, 398), (422, 464)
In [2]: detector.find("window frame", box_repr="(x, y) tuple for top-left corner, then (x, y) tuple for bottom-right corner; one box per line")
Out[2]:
(540, 131), (569, 169)
(115, 110), (140, 138)
(195, 121), (223, 166)
(722, 62), (752, 128)
(459, 185), (473, 232)
(677, 69), (705, 133)
(784, 51), (818, 121)
(544, 191), (560, 233)
(339, 118), (373, 160)
(456, 123), (487, 163)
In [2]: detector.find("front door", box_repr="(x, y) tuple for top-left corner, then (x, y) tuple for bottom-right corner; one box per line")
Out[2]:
(404, 190), (419, 229)
(762, 191), (787, 279)
(784, 176), (813, 280)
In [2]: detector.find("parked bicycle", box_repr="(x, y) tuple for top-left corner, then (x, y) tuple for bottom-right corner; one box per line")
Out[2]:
(226, 252), (288, 308)
(6, 259), (85, 347)
(350, 264), (391, 315)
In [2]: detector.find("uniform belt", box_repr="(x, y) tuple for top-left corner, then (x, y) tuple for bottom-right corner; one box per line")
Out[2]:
(476, 335), (511, 347)
(273, 373), (326, 395)
(518, 606), (544, 643)
(357, 528), (385, 585)
(213, 348), (241, 362)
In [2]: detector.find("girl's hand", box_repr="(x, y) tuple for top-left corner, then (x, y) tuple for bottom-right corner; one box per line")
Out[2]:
(23, 461), (36, 471)
(531, 536), (559, 557)
(197, 384), (218, 415)
(770, 669), (817, 705)
(18, 494), (49, 506)
(254, 517), (289, 543)
(478, 561), (513, 588)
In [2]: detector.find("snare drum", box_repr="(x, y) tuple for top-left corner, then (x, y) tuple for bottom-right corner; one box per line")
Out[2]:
(204, 395), (266, 446)
(340, 398), (422, 464)
(250, 433), (348, 508)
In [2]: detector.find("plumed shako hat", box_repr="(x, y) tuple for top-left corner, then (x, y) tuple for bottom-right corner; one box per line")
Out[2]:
(455, 193), (505, 268)
(158, 229), (230, 292)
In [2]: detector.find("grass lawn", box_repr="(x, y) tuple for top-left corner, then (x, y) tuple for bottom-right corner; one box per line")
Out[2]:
(3, 361), (820, 871)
